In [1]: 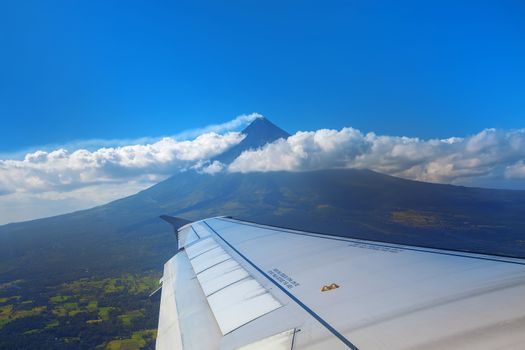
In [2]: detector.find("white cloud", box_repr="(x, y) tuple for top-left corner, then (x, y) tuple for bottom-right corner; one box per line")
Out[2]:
(0, 132), (243, 197)
(228, 128), (369, 172)
(0, 115), (257, 224)
(229, 127), (525, 187)
(173, 113), (262, 140)
(192, 160), (225, 175)
(506, 160), (525, 179)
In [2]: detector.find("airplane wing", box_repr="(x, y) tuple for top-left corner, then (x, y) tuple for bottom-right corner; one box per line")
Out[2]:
(156, 217), (525, 350)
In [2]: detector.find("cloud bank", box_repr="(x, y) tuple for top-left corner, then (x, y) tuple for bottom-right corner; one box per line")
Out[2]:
(0, 132), (243, 196)
(229, 127), (525, 185)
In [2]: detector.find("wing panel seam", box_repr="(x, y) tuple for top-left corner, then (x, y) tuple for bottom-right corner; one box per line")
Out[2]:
(203, 220), (360, 350)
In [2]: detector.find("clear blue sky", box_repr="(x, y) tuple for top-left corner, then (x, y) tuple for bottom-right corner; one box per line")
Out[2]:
(1, 0), (524, 152)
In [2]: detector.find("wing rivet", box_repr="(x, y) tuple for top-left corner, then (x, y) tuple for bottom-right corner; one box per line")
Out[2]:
(321, 283), (340, 292)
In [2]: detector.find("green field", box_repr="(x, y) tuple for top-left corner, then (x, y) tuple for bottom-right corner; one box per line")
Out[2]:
(0, 273), (160, 349)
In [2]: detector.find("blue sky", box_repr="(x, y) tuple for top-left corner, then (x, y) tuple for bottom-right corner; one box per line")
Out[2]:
(1, 0), (524, 152)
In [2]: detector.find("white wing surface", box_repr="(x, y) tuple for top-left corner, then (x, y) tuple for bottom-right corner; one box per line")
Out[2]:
(156, 217), (525, 350)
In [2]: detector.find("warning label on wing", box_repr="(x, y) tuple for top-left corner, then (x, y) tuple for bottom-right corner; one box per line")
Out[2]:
(348, 242), (401, 253)
(268, 268), (300, 289)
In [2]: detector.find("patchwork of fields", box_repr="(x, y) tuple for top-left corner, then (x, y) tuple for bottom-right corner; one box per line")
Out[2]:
(0, 273), (160, 349)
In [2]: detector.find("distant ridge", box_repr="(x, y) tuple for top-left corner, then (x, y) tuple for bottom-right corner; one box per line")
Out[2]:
(213, 117), (290, 164)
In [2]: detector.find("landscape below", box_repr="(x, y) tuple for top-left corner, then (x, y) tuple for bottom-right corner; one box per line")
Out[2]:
(1, 273), (158, 349)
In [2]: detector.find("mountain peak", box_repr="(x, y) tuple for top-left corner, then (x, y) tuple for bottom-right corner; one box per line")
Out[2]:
(241, 116), (289, 138)
(214, 117), (290, 164)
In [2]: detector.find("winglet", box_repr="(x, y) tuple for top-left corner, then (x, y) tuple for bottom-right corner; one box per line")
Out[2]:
(160, 215), (191, 252)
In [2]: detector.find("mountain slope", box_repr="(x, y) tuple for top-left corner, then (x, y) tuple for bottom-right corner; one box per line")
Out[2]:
(123, 169), (525, 255)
